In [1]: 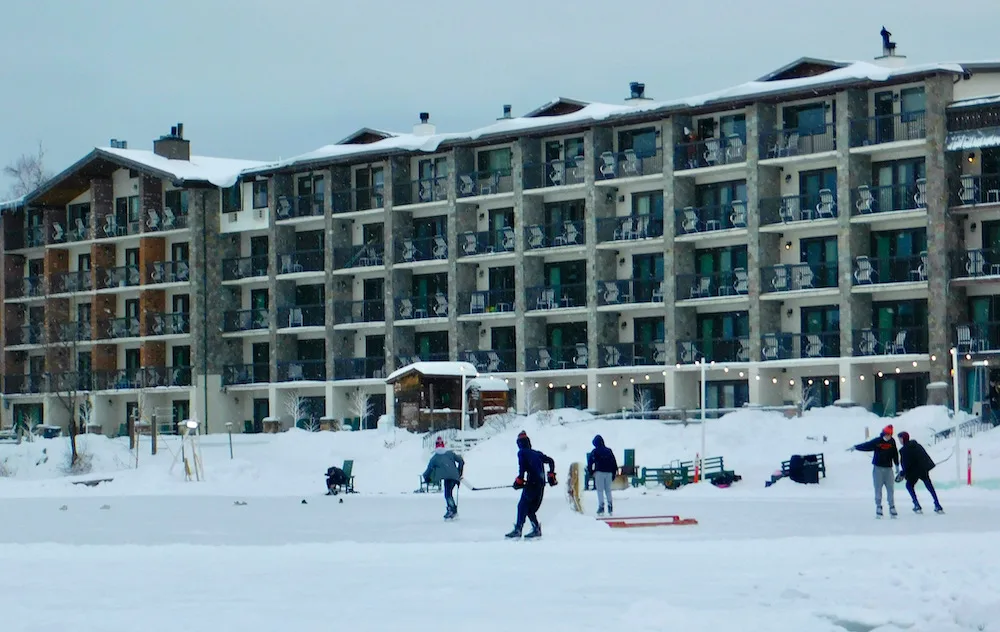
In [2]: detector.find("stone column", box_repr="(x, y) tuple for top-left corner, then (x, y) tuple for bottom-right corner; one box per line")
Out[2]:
(746, 103), (780, 364)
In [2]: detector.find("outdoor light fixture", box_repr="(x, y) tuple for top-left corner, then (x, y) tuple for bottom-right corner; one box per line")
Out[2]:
(184, 420), (198, 430)
(968, 152), (976, 163)
(784, 241), (792, 250)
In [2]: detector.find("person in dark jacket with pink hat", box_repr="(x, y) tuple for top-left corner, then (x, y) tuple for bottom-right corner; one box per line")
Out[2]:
(853, 424), (900, 518)
(898, 431), (943, 514)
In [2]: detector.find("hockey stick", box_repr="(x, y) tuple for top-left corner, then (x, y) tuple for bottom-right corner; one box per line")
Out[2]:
(462, 479), (514, 491)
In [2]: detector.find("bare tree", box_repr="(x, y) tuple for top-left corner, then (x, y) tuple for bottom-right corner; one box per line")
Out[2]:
(798, 383), (820, 416)
(348, 389), (373, 430)
(284, 390), (312, 430)
(44, 298), (87, 468)
(632, 387), (655, 419)
(3, 142), (50, 199)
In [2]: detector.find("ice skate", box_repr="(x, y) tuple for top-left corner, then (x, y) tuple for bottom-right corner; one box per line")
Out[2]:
(596, 505), (605, 517)
(504, 526), (522, 539)
(889, 507), (898, 519)
(876, 506), (883, 519)
(524, 524), (542, 539)
(608, 504), (613, 516)
(934, 505), (945, 514)
(912, 504), (923, 514)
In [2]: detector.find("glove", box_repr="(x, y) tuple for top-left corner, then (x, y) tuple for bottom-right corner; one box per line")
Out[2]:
(894, 472), (904, 484)
(547, 471), (558, 487)
(513, 477), (525, 489)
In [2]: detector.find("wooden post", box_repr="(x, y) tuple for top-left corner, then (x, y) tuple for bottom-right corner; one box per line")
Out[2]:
(151, 410), (157, 456)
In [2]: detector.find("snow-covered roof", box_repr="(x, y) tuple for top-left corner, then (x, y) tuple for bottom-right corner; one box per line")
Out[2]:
(467, 377), (509, 393)
(949, 94), (1000, 110)
(98, 147), (265, 188)
(946, 129), (1000, 151)
(386, 361), (479, 383)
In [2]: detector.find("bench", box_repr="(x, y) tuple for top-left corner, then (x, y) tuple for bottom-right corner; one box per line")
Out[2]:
(633, 465), (691, 490)
(781, 453), (826, 478)
(328, 459), (356, 495)
(679, 456), (741, 487)
(418, 477), (442, 494)
(585, 448), (635, 490)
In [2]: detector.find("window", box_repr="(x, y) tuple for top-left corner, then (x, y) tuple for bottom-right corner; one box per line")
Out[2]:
(252, 181), (268, 209)
(477, 148), (512, 175)
(900, 87), (926, 120)
(223, 185), (241, 213)
(165, 189), (190, 215)
(720, 114), (747, 142)
(782, 103), (827, 135)
(695, 245), (748, 274)
(617, 127), (657, 157)
(696, 180), (747, 209)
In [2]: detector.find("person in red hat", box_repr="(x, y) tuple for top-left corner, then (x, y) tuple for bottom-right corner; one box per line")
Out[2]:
(897, 431), (944, 514)
(422, 436), (465, 520)
(852, 424), (900, 518)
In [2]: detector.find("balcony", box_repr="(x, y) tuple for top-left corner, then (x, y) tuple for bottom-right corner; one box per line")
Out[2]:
(598, 342), (667, 368)
(25, 225), (44, 248)
(147, 312), (189, 336)
(457, 229), (516, 257)
(49, 270), (93, 294)
(393, 177), (448, 207)
(333, 357), (386, 380)
(850, 111), (926, 147)
(675, 202), (747, 236)
(676, 271), (749, 301)
(97, 265), (140, 290)
(222, 255), (269, 281)
(674, 136), (746, 171)
(396, 352), (449, 365)
(96, 214), (141, 238)
(277, 304), (325, 329)
(145, 208), (189, 232)
(333, 244), (384, 270)
(760, 192), (838, 226)
(526, 345), (590, 371)
(333, 299), (385, 325)
(8, 275), (46, 299)
(596, 214), (664, 243)
(951, 173), (1000, 207)
(134, 366), (192, 388)
(526, 283), (587, 311)
(277, 360), (326, 382)
(852, 182), (926, 216)
(954, 248), (1000, 279)
(276, 194), (324, 220)
(676, 337), (750, 364)
(524, 221), (585, 250)
(58, 218), (90, 243)
(524, 158), (586, 190)
(4, 374), (44, 394)
(457, 170), (513, 199)
(596, 279), (665, 306)
(332, 186), (384, 214)
(277, 250), (324, 275)
(761, 124), (837, 159)
(956, 322), (1000, 354)
(8, 323), (45, 346)
(148, 260), (190, 284)
(852, 254), (926, 286)
(760, 332), (840, 361)
(762, 263), (838, 293)
(853, 327), (928, 356)
(396, 294), (449, 320)
(223, 363), (270, 386)
(100, 316), (140, 340)
(223, 308), (269, 332)
(458, 289), (515, 315)
(595, 149), (663, 181)
(48, 371), (95, 393)
(57, 321), (91, 342)
(461, 349), (515, 373)
(396, 236), (448, 264)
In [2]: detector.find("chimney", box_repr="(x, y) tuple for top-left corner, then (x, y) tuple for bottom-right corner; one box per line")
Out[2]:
(874, 26), (907, 68)
(625, 82), (651, 105)
(153, 122), (191, 161)
(497, 104), (513, 120)
(413, 112), (436, 137)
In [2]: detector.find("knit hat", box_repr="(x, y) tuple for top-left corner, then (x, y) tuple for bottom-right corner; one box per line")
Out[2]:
(516, 431), (531, 449)
(898, 431), (910, 444)
(882, 424), (894, 436)
(435, 436), (445, 449)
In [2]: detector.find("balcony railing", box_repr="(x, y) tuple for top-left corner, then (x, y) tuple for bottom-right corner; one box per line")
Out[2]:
(137, 366), (192, 388)
(852, 182), (926, 215)
(676, 270), (749, 300)
(596, 214), (664, 243)
(277, 304), (325, 328)
(332, 186), (384, 213)
(853, 327), (928, 356)
(223, 363), (270, 386)
(675, 202), (748, 234)
(457, 229), (516, 256)
(956, 322), (1000, 354)
(10, 275), (47, 299)
(276, 194), (325, 220)
(333, 299), (385, 324)
(333, 357), (386, 380)
(48, 371), (95, 393)
(760, 192), (838, 225)
(674, 136), (747, 171)
(396, 294), (449, 319)
(598, 342), (667, 368)
(461, 349), (515, 373)
(524, 220), (585, 249)
(596, 279), (666, 306)
(223, 308), (269, 332)
(396, 352), (449, 365)
(762, 263), (838, 293)
(100, 316), (141, 340)
(9, 323), (45, 345)
(60, 218), (90, 243)
(676, 337), (750, 364)
(396, 236), (448, 263)
(89, 367), (191, 390)
(57, 321), (91, 342)
(596, 149), (663, 180)
(146, 209), (189, 232)
(849, 111), (926, 147)
(393, 177), (448, 206)
(147, 312), (189, 336)
(526, 283), (587, 310)
(96, 214), (141, 238)
(49, 270), (93, 294)
(526, 345), (590, 371)
(222, 255), (269, 281)
(761, 124), (837, 158)
(457, 169), (513, 198)
(524, 158), (586, 189)
(25, 225), (45, 248)
(458, 289), (516, 315)
(852, 254), (926, 285)
(951, 173), (1000, 207)
(948, 105), (1000, 133)
(760, 331), (841, 360)
(277, 360), (326, 382)
(97, 265), (140, 290)
(4, 374), (44, 394)
(333, 244), (384, 269)
(277, 250), (324, 274)
(148, 260), (190, 284)
(953, 248), (1000, 279)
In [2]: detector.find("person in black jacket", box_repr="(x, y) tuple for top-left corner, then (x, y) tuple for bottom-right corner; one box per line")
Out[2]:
(898, 431), (943, 514)
(853, 424), (900, 518)
(505, 431), (556, 539)
(587, 435), (618, 516)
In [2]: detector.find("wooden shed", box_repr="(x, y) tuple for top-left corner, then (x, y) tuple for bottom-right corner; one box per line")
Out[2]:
(386, 362), (479, 432)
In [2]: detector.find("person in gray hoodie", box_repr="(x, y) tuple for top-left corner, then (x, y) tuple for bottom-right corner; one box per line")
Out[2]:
(422, 436), (465, 520)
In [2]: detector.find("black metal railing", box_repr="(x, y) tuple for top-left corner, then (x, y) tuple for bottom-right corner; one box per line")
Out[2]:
(598, 342), (667, 368)
(457, 169), (513, 198)
(49, 270), (93, 294)
(276, 194), (324, 220)
(395, 235), (448, 263)
(277, 249), (324, 274)
(99, 316), (141, 340)
(596, 149), (663, 180)
(3, 374), (44, 394)
(759, 331), (841, 360)
(333, 244), (384, 269)
(276, 360), (327, 382)
(526, 283), (587, 310)
(523, 220), (586, 249)
(148, 260), (190, 284)
(7, 275), (45, 299)
(676, 271), (749, 300)
(222, 255), (269, 281)
(24, 225), (44, 248)
(146, 209), (190, 232)
(761, 263), (838, 292)
(136, 366), (192, 388)
(461, 349), (515, 373)
(332, 186), (384, 213)
(674, 136), (747, 171)
(47, 371), (94, 392)
(11, 323), (45, 345)
(951, 173), (1000, 207)
(524, 158), (586, 189)
(595, 214), (664, 243)
(223, 363), (270, 386)
(853, 327), (928, 356)
(333, 357), (386, 380)
(852, 254), (926, 285)
(396, 352), (449, 365)
(761, 123), (837, 159)
(223, 308), (269, 332)
(675, 202), (748, 234)
(458, 289), (516, 315)
(57, 321), (91, 342)
(277, 304), (325, 328)
(97, 265), (141, 290)
(457, 229), (516, 256)
(596, 279), (666, 306)
(395, 294), (449, 319)
(393, 177), (449, 207)
(953, 248), (1000, 278)
(948, 105), (1000, 133)
(147, 312), (190, 336)
(62, 218), (90, 243)
(333, 299), (385, 324)
(676, 337), (750, 364)
(526, 345), (590, 370)
(852, 183), (926, 215)
(956, 322), (1000, 354)
(759, 192), (839, 225)
(850, 111), (926, 147)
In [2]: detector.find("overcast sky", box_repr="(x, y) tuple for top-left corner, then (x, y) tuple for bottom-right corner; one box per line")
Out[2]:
(3, 0), (1000, 195)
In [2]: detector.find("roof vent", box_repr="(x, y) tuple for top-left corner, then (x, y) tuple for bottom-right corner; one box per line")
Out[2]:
(498, 104), (513, 120)
(153, 122), (191, 161)
(413, 112), (436, 137)
(625, 82), (651, 105)
(109, 139), (129, 149)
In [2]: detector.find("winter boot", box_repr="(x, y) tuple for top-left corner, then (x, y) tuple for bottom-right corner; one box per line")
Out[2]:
(524, 523), (542, 539)
(876, 506), (884, 518)
(608, 503), (613, 516)
(889, 507), (898, 519)
(597, 505), (605, 516)
(505, 525), (523, 539)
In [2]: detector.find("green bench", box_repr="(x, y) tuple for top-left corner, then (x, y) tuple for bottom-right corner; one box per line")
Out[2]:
(585, 448), (635, 490)
(633, 464), (692, 489)
(679, 456), (741, 486)
(329, 459), (356, 494)
(418, 477), (442, 493)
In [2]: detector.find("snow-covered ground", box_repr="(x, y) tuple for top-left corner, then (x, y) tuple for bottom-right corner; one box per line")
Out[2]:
(3, 405), (1000, 631)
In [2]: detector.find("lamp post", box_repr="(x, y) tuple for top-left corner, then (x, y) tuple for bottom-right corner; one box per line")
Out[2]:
(225, 422), (233, 459)
(951, 347), (961, 484)
(700, 358), (707, 480)
(460, 366), (468, 433)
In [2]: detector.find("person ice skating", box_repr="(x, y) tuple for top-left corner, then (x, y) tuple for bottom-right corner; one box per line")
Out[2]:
(897, 431), (943, 514)
(506, 431), (557, 539)
(587, 435), (618, 516)
(853, 424), (900, 518)
(422, 436), (465, 520)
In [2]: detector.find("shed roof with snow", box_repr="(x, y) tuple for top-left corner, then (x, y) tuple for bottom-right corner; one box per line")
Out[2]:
(385, 361), (479, 383)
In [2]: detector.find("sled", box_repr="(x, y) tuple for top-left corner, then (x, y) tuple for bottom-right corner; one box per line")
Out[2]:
(597, 514), (698, 528)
